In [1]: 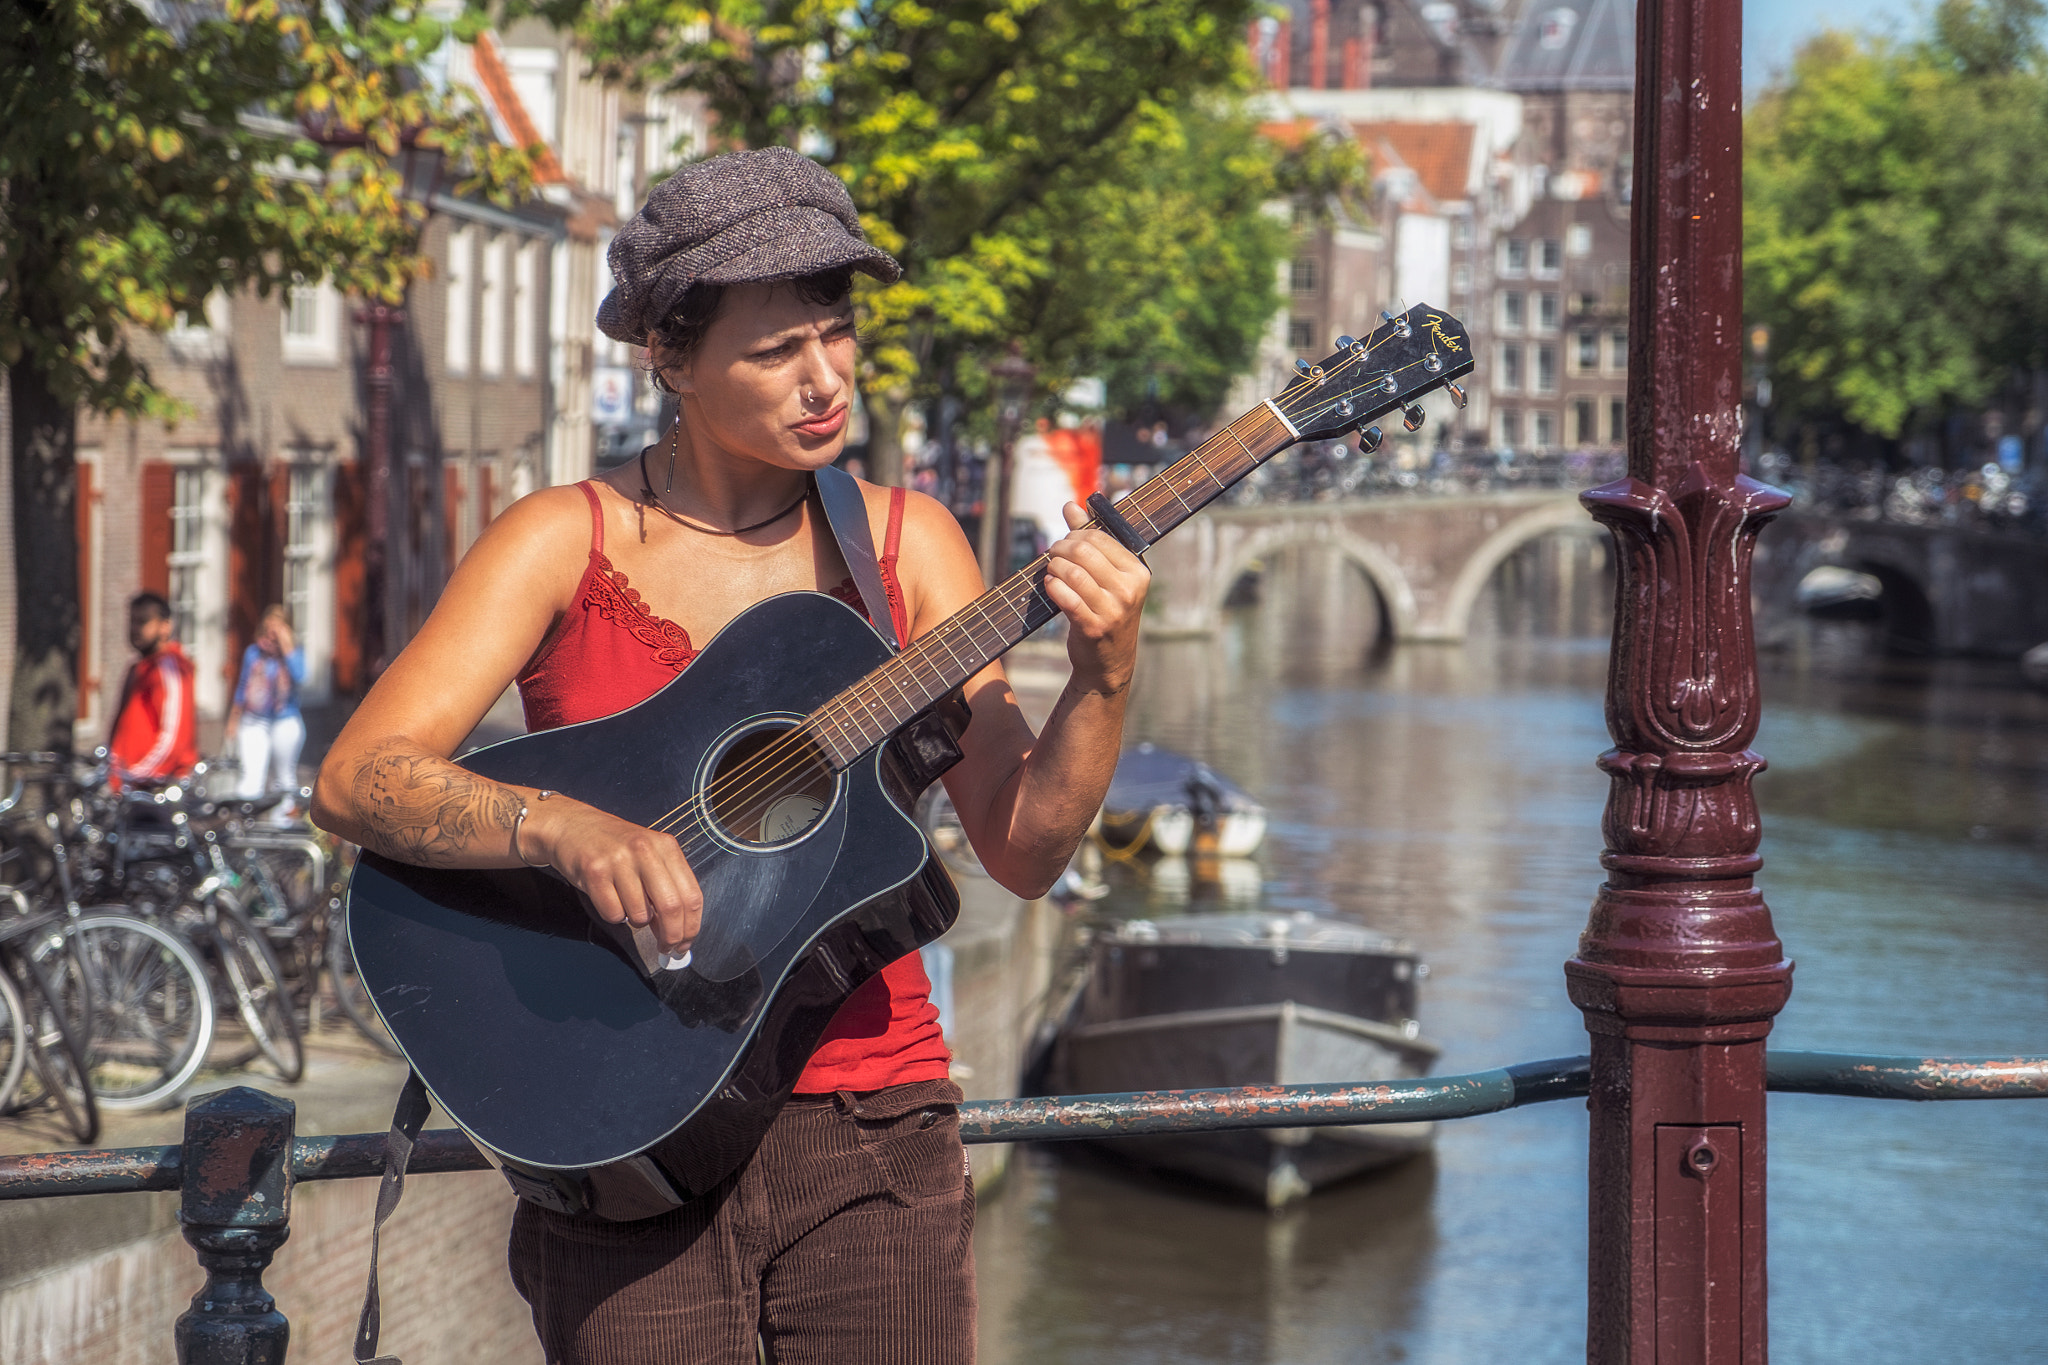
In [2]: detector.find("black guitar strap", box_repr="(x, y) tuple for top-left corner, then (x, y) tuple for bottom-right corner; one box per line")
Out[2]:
(814, 464), (902, 651)
(354, 1069), (430, 1365)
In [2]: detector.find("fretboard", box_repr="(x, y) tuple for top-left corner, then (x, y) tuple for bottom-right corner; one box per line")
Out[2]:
(809, 401), (1297, 767)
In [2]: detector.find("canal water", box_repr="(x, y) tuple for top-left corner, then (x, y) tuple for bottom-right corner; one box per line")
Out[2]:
(973, 537), (2048, 1363)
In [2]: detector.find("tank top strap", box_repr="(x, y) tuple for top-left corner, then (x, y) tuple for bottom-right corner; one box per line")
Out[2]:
(882, 486), (906, 563)
(878, 486), (910, 646)
(577, 480), (605, 556)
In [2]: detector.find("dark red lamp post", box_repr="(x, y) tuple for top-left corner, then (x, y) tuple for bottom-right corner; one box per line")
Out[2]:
(1570, 0), (1793, 1360)
(356, 141), (444, 684)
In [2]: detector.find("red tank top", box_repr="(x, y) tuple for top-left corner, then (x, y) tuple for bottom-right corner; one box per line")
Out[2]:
(517, 481), (951, 1094)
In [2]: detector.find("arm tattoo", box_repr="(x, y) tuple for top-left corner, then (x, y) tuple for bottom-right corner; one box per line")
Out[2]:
(350, 739), (521, 866)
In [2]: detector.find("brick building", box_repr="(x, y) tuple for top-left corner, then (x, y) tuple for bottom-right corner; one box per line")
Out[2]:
(1250, 0), (1635, 459)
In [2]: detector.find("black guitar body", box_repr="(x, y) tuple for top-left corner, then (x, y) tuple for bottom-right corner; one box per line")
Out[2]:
(346, 592), (965, 1220)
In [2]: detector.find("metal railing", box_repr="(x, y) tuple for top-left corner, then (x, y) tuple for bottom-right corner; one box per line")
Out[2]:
(0, 1051), (2041, 1363)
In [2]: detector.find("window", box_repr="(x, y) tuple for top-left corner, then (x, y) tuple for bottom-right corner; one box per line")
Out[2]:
(1537, 292), (1560, 332)
(1500, 291), (1526, 331)
(1610, 398), (1626, 442)
(1290, 257), (1320, 294)
(1451, 215), (1473, 248)
(1575, 399), (1595, 444)
(1501, 239), (1528, 275)
(1535, 343), (1557, 394)
(1577, 329), (1600, 372)
(1452, 264), (1471, 294)
(512, 242), (538, 378)
(1534, 411), (1555, 448)
(282, 465), (324, 639)
(167, 291), (231, 362)
(446, 227), (474, 375)
(1538, 238), (1562, 274)
(169, 468), (206, 651)
(1567, 224), (1592, 257)
(281, 279), (341, 364)
(1610, 329), (1628, 373)
(1575, 291), (1600, 315)
(1499, 409), (1521, 447)
(1499, 343), (1523, 392)
(1287, 317), (1316, 351)
(479, 235), (506, 377)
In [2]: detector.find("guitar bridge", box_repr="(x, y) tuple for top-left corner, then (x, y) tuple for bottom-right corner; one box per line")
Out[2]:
(884, 691), (973, 796)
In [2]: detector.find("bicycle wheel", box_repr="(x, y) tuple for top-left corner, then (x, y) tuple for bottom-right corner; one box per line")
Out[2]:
(50, 910), (215, 1110)
(0, 967), (29, 1115)
(327, 903), (399, 1056)
(210, 896), (304, 1083)
(13, 951), (100, 1143)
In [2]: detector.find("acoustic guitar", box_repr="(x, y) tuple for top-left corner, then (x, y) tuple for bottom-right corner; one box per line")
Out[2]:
(346, 303), (1475, 1220)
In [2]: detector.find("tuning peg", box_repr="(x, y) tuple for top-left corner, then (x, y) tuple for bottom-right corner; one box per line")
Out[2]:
(1294, 358), (1314, 376)
(1335, 334), (1357, 350)
(1357, 426), (1384, 454)
(1445, 380), (1468, 409)
(1381, 309), (1412, 337)
(1423, 353), (1443, 373)
(1402, 402), (1426, 431)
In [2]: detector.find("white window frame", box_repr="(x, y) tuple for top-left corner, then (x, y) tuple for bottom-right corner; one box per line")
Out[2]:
(446, 226), (474, 376)
(1567, 224), (1593, 257)
(281, 461), (336, 704)
(1535, 343), (1558, 394)
(1498, 342), (1523, 392)
(167, 292), (232, 362)
(1537, 292), (1560, 333)
(1536, 239), (1563, 277)
(1533, 410), (1556, 449)
(513, 241), (538, 378)
(479, 235), (507, 377)
(1499, 238), (1528, 277)
(1499, 291), (1525, 332)
(165, 452), (231, 718)
(281, 279), (343, 365)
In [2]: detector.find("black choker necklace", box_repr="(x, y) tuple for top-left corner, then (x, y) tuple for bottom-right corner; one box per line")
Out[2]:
(637, 448), (811, 537)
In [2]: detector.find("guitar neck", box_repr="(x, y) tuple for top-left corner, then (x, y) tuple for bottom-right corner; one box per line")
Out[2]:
(809, 400), (1298, 767)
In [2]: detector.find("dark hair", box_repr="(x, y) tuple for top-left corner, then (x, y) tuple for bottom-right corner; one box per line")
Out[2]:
(644, 266), (856, 393)
(130, 592), (172, 622)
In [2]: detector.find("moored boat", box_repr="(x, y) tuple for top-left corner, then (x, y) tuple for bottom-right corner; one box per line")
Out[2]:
(1048, 911), (1439, 1207)
(1094, 743), (1267, 858)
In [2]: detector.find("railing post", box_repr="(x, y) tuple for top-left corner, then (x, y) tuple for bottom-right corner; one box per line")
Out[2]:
(175, 1086), (296, 1365)
(1569, 0), (1794, 1362)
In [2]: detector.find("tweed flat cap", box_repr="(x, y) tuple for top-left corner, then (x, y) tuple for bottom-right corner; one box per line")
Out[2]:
(597, 147), (900, 346)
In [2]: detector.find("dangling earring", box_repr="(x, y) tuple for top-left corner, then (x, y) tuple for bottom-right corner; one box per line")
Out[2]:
(665, 411), (680, 494)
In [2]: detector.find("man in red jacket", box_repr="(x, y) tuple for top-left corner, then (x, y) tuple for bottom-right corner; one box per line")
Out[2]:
(109, 592), (199, 785)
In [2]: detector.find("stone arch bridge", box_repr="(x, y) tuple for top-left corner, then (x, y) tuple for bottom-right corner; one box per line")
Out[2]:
(1143, 491), (1597, 641)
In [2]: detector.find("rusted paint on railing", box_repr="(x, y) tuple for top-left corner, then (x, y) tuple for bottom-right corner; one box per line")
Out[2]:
(4, 1053), (2043, 1204)
(1766, 1052), (2048, 1101)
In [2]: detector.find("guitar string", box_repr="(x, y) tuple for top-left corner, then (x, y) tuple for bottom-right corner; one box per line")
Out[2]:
(629, 343), (1454, 855)
(635, 343), (1452, 857)
(631, 347), (1449, 857)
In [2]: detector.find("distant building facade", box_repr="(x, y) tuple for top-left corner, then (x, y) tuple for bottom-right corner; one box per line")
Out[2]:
(1250, 0), (1635, 460)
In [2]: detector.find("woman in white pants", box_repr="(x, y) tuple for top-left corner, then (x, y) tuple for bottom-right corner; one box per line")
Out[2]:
(226, 605), (307, 823)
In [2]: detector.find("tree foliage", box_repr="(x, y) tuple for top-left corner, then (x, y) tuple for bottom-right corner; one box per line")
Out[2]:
(537, 0), (1359, 475)
(0, 0), (535, 418)
(0, 0), (535, 748)
(1745, 0), (2048, 438)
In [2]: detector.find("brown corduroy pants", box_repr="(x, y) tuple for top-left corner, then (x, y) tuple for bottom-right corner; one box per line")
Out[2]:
(507, 1078), (976, 1365)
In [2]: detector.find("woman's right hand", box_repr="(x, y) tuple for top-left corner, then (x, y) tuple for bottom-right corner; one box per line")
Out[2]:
(523, 795), (703, 954)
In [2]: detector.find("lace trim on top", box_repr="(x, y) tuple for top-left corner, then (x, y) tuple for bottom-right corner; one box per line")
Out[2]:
(582, 551), (868, 674)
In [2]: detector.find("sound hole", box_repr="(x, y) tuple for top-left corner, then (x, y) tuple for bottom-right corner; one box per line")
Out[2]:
(706, 724), (836, 846)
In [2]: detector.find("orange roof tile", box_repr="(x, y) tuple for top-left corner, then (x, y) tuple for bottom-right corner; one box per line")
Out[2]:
(1353, 121), (1475, 205)
(472, 32), (567, 185)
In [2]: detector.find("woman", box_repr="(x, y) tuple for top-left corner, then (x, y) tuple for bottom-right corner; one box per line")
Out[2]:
(226, 604), (306, 820)
(312, 147), (1148, 1363)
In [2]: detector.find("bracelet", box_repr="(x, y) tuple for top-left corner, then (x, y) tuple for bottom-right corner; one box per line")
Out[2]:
(512, 789), (558, 868)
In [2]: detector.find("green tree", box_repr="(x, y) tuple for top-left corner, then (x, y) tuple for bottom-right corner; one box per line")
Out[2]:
(0, 0), (532, 749)
(546, 0), (1342, 480)
(1745, 0), (2048, 440)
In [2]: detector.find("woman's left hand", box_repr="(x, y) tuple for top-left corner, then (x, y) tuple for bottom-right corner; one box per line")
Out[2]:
(1041, 501), (1150, 694)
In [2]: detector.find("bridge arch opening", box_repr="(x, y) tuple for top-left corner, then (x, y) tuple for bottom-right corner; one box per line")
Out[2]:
(1218, 540), (1398, 675)
(1467, 525), (1615, 639)
(1858, 561), (1937, 654)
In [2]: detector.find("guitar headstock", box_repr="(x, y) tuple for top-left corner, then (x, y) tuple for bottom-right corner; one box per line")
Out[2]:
(1271, 303), (1476, 444)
